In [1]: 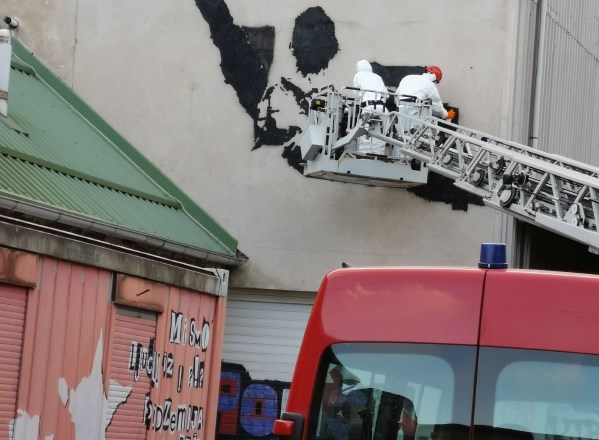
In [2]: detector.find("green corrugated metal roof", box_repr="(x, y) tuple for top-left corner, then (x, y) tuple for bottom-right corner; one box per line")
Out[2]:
(0, 39), (241, 264)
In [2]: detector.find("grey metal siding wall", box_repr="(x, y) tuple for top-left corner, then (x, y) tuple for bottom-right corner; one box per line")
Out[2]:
(537, 0), (599, 164)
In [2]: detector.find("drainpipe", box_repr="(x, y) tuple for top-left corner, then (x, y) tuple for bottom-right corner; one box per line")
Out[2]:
(0, 28), (11, 117)
(530, 0), (547, 149)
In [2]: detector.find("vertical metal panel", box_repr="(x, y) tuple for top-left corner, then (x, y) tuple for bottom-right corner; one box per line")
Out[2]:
(0, 284), (27, 440)
(538, 0), (599, 164)
(105, 276), (224, 440)
(15, 256), (112, 440)
(105, 308), (156, 440)
(143, 285), (220, 440)
(8, 253), (224, 439)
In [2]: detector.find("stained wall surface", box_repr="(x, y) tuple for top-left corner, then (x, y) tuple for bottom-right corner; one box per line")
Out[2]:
(0, 0), (514, 290)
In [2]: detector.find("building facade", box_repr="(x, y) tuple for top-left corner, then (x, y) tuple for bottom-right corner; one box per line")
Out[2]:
(0, 229), (227, 440)
(0, 35), (238, 440)
(2, 1), (599, 439)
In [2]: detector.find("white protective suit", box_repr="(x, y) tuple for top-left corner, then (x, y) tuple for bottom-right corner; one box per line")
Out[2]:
(396, 72), (448, 119)
(353, 60), (388, 155)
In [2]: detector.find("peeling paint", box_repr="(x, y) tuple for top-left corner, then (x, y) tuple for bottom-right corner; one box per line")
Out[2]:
(60, 330), (132, 440)
(10, 353), (131, 440)
(9, 410), (40, 440)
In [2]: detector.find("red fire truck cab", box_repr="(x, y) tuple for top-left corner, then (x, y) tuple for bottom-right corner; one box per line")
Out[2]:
(274, 244), (599, 440)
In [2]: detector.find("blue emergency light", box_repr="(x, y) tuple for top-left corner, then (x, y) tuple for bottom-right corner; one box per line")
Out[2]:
(478, 243), (508, 269)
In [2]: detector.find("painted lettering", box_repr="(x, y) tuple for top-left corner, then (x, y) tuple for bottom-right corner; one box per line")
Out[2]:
(162, 352), (174, 378)
(148, 398), (204, 433)
(201, 319), (210, 352)
(143, 393), (152, 429)
(169, 311), (184, 344)
(128, 339), (159, 386)
(177, 365), (184, 393)
(188, 357), (205, 389)
(189, 318), (200, 347)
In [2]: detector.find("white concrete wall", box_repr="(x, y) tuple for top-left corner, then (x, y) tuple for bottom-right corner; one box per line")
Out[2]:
(1, 0), (516, 291)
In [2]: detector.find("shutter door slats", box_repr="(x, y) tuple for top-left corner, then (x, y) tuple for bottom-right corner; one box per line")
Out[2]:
(106, 311), (156, 440)
(223, 298), (312, 381)
(0, 285), (27, 440)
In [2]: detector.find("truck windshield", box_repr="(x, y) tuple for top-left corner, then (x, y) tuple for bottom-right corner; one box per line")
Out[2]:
(309, 343), (476, 440)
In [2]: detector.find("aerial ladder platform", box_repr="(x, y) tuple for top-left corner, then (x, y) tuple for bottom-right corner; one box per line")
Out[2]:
(299, 87), (599, 251)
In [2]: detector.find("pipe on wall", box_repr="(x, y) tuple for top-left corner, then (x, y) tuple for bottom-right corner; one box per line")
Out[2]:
(530, 0), (547, 149)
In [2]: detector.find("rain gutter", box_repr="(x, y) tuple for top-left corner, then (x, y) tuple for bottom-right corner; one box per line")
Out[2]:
(0, 196), (247, 267)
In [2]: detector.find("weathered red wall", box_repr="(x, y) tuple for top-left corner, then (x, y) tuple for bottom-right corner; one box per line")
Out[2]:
(0, 249), (225, 440)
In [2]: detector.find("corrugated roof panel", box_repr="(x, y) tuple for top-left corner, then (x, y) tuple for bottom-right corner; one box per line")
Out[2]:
(2, 67), (175, 205)
(0, 154), (228, 254)
(0, 40), (241, 263)
(12, 39), (239, 256)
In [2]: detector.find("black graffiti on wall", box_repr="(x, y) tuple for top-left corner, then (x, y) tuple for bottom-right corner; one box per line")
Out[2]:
(217, 362), (290, 440)
(193, 0), (483, 210)
(194, 0), (336, 169)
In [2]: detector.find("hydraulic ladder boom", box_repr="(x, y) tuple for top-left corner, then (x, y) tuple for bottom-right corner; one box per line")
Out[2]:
(299, 87), (599, 251)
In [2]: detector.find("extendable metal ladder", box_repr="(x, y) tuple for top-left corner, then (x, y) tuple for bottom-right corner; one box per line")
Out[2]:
(300, 87), (599, 250)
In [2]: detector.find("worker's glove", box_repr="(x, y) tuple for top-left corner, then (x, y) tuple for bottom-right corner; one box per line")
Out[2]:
(446, 109), (456, 121)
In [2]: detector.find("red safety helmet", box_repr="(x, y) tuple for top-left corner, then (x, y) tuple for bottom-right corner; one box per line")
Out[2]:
(425, 65), (443, 83)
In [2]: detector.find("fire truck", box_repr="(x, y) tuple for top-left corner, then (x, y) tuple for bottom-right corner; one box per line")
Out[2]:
(272, 88), (599, 440)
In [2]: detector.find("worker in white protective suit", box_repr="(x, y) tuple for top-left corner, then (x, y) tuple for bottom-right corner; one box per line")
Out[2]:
(396, 66), (455, 121)
(393, 66), (454, 158)
(353, 60), (389, 155)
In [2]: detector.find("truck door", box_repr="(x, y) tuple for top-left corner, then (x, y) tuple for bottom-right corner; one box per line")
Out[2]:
(475, 270), (599, 440)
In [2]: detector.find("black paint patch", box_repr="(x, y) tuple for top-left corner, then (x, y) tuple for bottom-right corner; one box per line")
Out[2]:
(368, 64), (481, 211)
(408, 170), (484, 211)
(241, 26), (275, 73)
(282, 144), (305, 173)
(195, 0), (269, 119)
(370, 63), (425, 89)
(291, 7), (339, 76)
(253, 78), (309, 150)
(407, 102), (483, 211)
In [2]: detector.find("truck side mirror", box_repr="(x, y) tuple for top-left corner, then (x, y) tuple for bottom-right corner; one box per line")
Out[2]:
(273, 412), (304, 440)
(273, 419), (295, 436)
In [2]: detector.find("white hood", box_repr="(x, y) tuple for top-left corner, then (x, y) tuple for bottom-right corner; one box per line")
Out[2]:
(353, 59), (386, 103)
(355, 59), (372, 73)
(424, 72), (437, 82)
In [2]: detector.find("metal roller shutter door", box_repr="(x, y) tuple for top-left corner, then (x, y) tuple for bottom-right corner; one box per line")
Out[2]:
(106, 307), (157, 440)
(0, 284), (27, 440)
(222, 292), (313, 382)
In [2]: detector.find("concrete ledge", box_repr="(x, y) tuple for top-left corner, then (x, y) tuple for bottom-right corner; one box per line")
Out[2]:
(0, 219), (226, 296)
